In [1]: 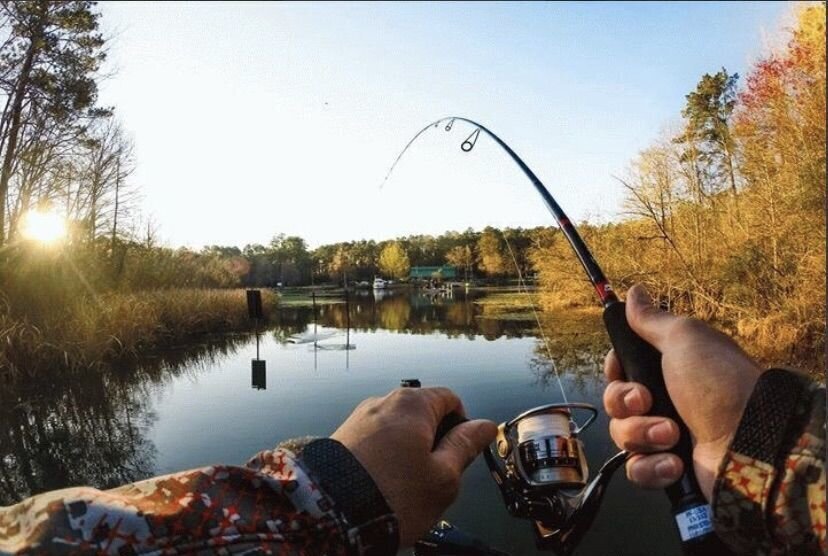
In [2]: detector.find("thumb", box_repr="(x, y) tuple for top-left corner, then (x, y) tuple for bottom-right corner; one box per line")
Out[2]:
(625, 284), (680, 351)
(433, 419), (497, 475)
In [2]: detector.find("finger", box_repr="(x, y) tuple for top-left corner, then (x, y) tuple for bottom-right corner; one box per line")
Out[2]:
(418, 387), (466, 425)
(625, 284), (680, 351)
(603, 349), (624, 382)
(626, 453), (684, 488)
(609, 416), (679, 452)
(433, 419), (498, 475)
(603, 380), (652, 418)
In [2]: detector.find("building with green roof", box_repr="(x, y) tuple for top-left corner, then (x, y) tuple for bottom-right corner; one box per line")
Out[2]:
(409, 265), (458, 281)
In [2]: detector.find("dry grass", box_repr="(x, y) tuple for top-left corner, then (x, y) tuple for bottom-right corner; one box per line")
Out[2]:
(0, 289), (276, 382)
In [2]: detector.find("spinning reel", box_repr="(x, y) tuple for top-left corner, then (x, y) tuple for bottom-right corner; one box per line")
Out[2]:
(483, 403), (627, 555)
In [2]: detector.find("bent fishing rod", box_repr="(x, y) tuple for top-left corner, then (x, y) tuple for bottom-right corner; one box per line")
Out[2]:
(386, 117), (731, 555)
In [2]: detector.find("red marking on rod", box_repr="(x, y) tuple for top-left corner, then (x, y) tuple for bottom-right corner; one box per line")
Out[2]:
(559, 217), (571, 227)
(594, 281), (612, 302)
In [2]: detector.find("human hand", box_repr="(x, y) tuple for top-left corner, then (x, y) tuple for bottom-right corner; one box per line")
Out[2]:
(331, 387), (497, 547)
(603, 284), (762, 500)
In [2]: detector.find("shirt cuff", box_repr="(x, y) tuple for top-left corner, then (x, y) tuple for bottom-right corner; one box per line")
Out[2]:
(300, 438), (400, 556)
(712, 368), (813, 553)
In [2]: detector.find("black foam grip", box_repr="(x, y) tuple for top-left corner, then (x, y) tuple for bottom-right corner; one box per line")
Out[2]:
(602, 302), (693, 463)
(603, 302), (731, 554)
(603, 303), (676, 419)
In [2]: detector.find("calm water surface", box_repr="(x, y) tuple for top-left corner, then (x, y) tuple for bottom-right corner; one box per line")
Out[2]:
(0, 289), (680, 555)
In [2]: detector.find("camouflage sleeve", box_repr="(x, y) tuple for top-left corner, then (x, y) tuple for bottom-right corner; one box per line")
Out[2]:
(713, 369), (826, 556)
(0, 438), (399, 555)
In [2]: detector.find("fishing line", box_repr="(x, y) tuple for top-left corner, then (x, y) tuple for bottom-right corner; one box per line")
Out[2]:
(388, 116), (724, 555)
(501, 232), (569, 405)
(382, 116), (572, 403)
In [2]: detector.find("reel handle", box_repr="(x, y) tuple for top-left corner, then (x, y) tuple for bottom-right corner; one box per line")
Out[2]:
(603, 301), (731, 554)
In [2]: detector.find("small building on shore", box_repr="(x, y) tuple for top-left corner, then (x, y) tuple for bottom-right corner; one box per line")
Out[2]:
(409, 265), (458, 283)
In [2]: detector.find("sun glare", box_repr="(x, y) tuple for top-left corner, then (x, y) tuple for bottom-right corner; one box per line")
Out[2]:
(21, 209), (67, 244)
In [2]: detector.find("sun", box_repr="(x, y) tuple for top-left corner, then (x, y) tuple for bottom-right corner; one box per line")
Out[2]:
(21, 209), (67, 244)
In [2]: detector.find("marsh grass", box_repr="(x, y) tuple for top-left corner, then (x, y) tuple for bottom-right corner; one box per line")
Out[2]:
(0, 289), (276, 382)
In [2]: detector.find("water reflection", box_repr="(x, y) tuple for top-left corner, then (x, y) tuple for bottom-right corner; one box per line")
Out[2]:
(0, 291), (607, 507)
(251, 359), (267, 390)
(275, 290), (544, 342)
(0, 336), (250, 505)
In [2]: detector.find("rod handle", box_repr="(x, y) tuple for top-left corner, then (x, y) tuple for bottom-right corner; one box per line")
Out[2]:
(400, 379), (469, 449)
(434, 411), (469, 449)
(602, 302), (681, 423)
(602, 302), (729, 554)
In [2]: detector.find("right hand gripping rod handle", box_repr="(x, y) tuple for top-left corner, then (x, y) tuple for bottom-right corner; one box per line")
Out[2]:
(602, 301), (732, 555)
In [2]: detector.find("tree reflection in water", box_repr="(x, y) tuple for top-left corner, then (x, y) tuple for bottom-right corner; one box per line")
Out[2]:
(0, 336), (250, 505)
(279, 290), (542, 341)
(0, 290), (608, 506)
(528, 308), (609, 392)
(275, 290), (608, 388)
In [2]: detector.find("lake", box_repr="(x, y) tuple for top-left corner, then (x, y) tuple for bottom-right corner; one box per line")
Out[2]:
(0, 288), (681, 556)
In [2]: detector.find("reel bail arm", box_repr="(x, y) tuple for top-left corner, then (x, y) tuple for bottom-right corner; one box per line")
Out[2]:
(485, 402), (628, 555)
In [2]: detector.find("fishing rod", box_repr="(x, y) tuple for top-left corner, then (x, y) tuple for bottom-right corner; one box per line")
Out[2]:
(386, 117), (729, 555)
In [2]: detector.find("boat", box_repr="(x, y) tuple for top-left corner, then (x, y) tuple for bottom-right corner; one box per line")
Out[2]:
(372, 277), (388, 289)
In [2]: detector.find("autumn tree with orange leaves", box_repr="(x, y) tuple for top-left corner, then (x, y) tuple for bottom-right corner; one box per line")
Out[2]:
(532, 3), (826, 371)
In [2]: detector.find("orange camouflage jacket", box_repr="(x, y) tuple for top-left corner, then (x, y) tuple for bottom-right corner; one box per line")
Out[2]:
(0, 369), (824, 555)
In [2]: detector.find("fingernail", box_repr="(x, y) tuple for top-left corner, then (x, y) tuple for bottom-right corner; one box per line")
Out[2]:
(655, 457), (678, 480)
(623, 388), (644, 413)
(646, 421), (674, 444)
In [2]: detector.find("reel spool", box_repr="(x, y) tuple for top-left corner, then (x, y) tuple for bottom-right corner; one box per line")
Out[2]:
(485, 403), (627, 555)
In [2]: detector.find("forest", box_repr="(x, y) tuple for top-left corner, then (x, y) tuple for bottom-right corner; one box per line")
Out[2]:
(0, 2), (823, 377)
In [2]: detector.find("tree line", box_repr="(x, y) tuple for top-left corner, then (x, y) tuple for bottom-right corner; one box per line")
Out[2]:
(215, 227), (538, 288)
(0, 2), (822, 370)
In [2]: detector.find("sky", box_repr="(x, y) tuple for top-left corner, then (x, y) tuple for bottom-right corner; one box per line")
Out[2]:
(96, 1), (791, 249)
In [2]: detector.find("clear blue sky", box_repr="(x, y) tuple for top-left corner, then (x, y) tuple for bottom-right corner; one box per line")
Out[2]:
(97, 1), (790, 249)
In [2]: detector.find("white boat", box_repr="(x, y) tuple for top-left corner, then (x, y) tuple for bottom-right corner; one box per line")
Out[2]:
(372, 277), (388, 289)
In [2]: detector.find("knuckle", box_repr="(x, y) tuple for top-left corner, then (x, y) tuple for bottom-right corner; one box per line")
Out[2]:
(431, 386), (457, 399)
(356, 396), (380, 414)
(670, 316), (702, 340)
(610, 418), (645, 452)
(608, 418), (626, 449)
(391, 387), (420, 405)
(603, 381), (626, 416)
(626, 456), (648, 484)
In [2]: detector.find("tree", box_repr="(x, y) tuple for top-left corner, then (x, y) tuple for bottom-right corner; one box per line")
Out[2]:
(77, 118), (135, 243)
(476, 227), (507, 277)
(445, 244), (474, 282)
(0, 1), (107, 245)
(330, 244), (353, 285)
(677, 69), (740, 197)
(378, 241), (410, 280)
(270, 234), (310, 285)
